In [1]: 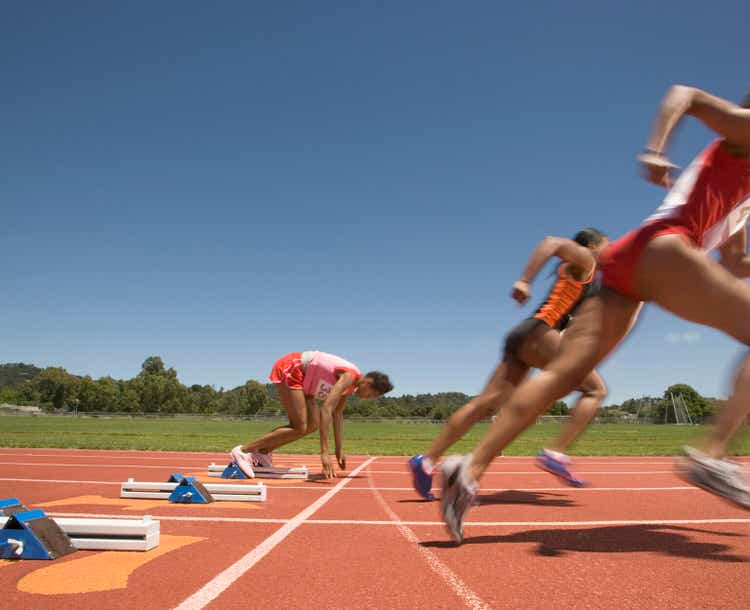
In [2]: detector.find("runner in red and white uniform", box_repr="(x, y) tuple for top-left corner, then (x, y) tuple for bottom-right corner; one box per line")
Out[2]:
(440, 85), (750, 543)
(231, 351), (392, 478)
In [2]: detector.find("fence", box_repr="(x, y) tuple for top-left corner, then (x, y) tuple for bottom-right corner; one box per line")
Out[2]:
(0, 409), (675, 425)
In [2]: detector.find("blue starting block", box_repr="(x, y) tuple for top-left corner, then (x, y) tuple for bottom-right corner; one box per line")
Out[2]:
(218, 461), (250, 479)
(119, 474), (216, 504)
(168, 474), (215, 504)
(0, 507), (77, 560)
(0, 498), (27, 516)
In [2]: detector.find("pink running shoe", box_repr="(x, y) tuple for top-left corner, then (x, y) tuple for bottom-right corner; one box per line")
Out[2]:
(536, 449), (585, 487)
(230, 445), (255, 478)
(252, 451), (274, 468)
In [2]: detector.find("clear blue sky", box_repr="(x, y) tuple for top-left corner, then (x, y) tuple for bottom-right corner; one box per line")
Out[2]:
(2, 1), (748, 403)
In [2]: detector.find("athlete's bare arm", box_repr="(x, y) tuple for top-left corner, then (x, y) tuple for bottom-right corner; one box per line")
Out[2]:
(719, 226), (750, 278)
(512, 237), (595, 304)
(640, 85), (750, 187)
(319, 372), (354, 478)
(333, 396), (347, 470)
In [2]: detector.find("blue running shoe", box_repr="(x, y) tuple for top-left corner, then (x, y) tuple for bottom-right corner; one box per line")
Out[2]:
(408, 455), (435, 500)
(536, 449), (585, 487)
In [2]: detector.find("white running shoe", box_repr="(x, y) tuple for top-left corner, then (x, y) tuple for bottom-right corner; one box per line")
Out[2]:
(440, 454), (478, 545)
(677, 446), (750, 509)
(230, 445), (255, 478)
(252, 451), (274, 468)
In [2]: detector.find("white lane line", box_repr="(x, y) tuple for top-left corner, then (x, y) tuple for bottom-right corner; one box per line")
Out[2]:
(0, 459), (708, 474)
(347, 486), (697, 492)
(375, 456), (750, 460)
(367, 470), (678, 475)
(316, 518), (750, 527)
(0, 461), (201, 470)
(44, 511), (750, 528)
(0, 452), (321, 466)
(47, 512), (291, 524)
(0, 476), (698, 492)
(0, 460), (356, 471)
(0, 477), (123, 485)
(172, 457), (375, 610)
(367, 460), (490, 610)
(1, 451), (747, 465)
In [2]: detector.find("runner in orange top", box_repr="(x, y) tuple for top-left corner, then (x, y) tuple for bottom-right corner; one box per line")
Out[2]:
(408, 228), (609, 500)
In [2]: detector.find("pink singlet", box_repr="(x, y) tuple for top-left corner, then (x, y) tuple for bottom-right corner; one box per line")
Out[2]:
(301, 351), (361, 400)
(599, 141), (750, 299)
(269, 351), (361, 399)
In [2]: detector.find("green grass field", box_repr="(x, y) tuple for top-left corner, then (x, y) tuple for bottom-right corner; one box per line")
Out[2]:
(1, 415), (749, 455)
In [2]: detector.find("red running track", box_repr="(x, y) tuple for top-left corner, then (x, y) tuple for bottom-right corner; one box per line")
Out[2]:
(1, 448), (750, 609)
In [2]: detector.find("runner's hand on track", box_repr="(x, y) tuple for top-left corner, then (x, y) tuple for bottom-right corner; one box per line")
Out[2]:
(638, 151), (679, 188)
(511, 280), (531, 305)
(321, 453), (337, 478)
(336, 449), (346, 471)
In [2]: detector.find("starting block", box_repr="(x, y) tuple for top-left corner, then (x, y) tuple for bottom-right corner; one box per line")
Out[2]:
(1, 507), (77, 560)
(121, 473), (266, 502)
(0, 498), (160, 554)
(0, 497), (28, 517)
(208, 461), (308, 480)
(0, 515), (160, 552)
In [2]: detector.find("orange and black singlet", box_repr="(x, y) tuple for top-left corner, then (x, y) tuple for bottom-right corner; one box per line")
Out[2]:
(533, 264), (596, 331)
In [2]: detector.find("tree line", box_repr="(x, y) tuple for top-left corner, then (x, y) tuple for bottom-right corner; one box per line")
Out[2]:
(0, 360), (718, 422)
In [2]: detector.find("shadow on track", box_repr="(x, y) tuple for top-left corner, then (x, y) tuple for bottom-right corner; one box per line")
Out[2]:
(421, 524), (749, 562)
(398, 490), (576, 507)
(478, 490), (576, 508)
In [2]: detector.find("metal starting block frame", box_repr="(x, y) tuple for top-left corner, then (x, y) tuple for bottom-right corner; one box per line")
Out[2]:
(121, 473), (266, 502)
(208, 461), (308, 480)
(1, 498), (159, 557)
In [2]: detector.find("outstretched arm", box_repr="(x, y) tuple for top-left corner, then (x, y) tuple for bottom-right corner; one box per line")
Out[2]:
(333, 396), (347, 470)
(640, 85), (750, 187)
(319, 372), (355, 478)
(719, 226), (750, 278)
(512, 237), (595, 305)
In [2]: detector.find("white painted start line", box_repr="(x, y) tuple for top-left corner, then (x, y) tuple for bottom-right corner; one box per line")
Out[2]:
(172, 457), (376, 610)
(44, 511), (750, 528)
(0, 476), (698, 492)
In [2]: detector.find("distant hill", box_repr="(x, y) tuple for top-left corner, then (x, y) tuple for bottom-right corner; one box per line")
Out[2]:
(0, 363), (42, 388)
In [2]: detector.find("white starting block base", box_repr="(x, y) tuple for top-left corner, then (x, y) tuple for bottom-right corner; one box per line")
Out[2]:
(207, 463), (308, 479)
(0, 516), (159, 551)
(121, 479), (266, 502)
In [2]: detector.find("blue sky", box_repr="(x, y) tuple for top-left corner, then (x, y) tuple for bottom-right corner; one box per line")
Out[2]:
(2, 1), (748, 403)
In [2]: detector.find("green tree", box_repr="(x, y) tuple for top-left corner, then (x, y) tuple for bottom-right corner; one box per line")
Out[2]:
(132, 358), (185, 413)
(0, 387), (22, 404)
(549, 401), (569, 415)
(34, 367), (80, 410)
(240, 381), (269, 416)
(140, 356), (167, 377)
(657, 384), (714, 423)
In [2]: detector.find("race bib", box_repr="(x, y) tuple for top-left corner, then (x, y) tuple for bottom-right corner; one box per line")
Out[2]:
(314, 380), (333, 400)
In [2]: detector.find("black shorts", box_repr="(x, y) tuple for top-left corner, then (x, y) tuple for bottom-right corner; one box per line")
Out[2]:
(502, 318), (545, 359)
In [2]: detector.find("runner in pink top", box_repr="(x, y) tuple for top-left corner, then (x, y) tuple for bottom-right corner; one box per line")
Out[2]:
(302, 351), (362, 400)
(231, 351), (392, 479)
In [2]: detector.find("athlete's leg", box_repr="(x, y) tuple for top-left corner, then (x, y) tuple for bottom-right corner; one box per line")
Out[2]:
(467, 289), (642, 482)
(305, 396), (320, 434)
(548, 369), (607, 453)
(409, 357), (528, 499)
(424, 358), (530, 462)
(516, 323), (608, 484)
(634, 235), (750, 458)
(242, 383), (309, 453)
